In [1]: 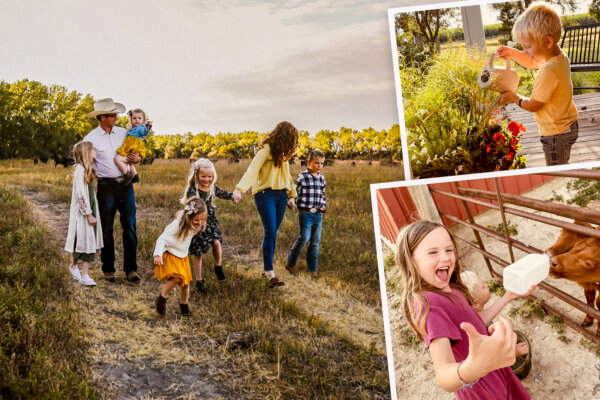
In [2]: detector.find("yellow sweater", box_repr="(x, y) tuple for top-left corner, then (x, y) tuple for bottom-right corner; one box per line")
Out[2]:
(235, 144), (297, 197)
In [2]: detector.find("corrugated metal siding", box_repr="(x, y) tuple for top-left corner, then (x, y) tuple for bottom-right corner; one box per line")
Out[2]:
(377, 174), (554, 243)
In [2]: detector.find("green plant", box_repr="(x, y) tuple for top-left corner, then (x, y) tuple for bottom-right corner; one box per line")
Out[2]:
(509, 299), (546, 320)
(402, 47), (527, 178)
(487, 280), (506, 297)
(487, 221), (518, 236)
(547, 191), (564, 203)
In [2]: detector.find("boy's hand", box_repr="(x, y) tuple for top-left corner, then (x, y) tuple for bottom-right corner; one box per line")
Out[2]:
(154, 255), (163, 266)
(86, 214), (97, 226)
(498, 91), (518, 105)
(496, 46), (514, 60)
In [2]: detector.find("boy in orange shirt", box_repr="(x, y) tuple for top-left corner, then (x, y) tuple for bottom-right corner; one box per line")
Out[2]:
(498, 2), (579, 165)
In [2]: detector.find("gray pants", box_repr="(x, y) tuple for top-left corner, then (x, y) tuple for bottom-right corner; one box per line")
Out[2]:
(540, 121), (579, 166)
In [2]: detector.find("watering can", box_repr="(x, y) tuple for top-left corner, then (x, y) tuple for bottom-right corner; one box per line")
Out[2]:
(478, 52), (519, 93)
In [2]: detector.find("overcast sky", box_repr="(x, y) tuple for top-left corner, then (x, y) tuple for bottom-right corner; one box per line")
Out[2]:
(1, 0), (407, 135)
(2, 0), (591, 135)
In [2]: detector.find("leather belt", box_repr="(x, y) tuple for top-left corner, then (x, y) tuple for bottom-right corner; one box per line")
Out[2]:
(298, 207), (324, 214)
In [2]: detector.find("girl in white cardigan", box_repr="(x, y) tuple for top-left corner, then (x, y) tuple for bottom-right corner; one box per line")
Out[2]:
(65, 141), (103, 286)
(154, 196), (207, 316)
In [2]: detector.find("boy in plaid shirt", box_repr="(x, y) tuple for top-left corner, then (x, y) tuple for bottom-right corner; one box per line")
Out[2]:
(286, 149), (326, 276)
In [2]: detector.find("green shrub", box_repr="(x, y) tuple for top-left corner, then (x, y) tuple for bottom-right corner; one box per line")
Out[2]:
(401, 47), (526, 178)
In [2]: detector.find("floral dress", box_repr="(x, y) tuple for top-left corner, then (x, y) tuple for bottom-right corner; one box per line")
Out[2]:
(187, 184), (233, 255)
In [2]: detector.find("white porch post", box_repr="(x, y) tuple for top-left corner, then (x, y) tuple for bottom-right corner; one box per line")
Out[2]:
(461, 5), (486, 49)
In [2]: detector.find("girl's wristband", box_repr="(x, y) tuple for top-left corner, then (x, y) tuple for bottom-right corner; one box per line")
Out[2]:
(457, 360), (479, 390)
(518, 98), (523, 108)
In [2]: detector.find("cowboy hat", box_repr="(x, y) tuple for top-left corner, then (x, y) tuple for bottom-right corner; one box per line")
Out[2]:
(86, 98), (126, 118)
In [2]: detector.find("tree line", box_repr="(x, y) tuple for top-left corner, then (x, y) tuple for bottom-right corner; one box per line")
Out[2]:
(0, 79), (401, 161)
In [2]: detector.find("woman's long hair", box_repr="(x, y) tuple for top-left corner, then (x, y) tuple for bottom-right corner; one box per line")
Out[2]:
(180, 158), (217, 207)
(73, 141), (96, 184)
(175, 196), (207, 240)
(396, 220), (473, 341)
(260, 121), (298, 167)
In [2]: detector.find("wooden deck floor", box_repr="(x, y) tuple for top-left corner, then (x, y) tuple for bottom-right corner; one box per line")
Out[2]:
(504, 92), (600, 167)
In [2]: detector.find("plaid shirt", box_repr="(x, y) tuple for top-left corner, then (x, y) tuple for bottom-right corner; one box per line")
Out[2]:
(295, 169), (326, 210)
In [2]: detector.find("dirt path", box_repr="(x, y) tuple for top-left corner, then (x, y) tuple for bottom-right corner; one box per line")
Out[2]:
(22, 188), (386, 399)
(385, 177), (600, 399)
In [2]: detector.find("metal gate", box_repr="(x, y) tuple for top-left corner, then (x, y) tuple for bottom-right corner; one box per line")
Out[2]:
(427, 169), (600, 342)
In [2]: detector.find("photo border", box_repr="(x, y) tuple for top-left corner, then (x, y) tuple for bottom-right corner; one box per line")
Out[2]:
(385, 0), (594, 182)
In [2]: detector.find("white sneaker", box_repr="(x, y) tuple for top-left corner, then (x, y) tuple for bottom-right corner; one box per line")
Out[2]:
(69, 265), (81, 281)
(79, 274), (97, 286)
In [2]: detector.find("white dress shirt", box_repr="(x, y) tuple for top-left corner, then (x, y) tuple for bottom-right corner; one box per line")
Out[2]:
(83, 125), (128, 178)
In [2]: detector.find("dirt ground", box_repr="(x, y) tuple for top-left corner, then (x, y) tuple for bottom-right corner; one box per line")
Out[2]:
(386, 176), (600, 400)
(22, 189), (386, 399)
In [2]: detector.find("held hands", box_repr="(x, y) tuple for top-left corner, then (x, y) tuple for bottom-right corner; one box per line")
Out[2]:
(154, 255), (163, 266)
(86, 214), (97, 226)
(287, 197), (296, 209)
(232, 190), (242, 203)
(460, 316), (517, 376)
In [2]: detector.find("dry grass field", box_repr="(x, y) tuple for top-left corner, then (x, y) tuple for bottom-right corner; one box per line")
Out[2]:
(0, 158), (401, 399)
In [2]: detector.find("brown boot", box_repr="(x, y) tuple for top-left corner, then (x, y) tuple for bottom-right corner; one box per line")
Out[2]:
(180, 303), (192, 317)
(285, 264), (299, 276)
(155, 295), (167, 315)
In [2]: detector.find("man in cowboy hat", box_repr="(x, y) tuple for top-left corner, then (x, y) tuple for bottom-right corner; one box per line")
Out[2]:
(84, 98), (141, 283)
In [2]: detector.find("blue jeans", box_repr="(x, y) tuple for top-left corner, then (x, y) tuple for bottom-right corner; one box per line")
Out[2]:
(254, 189), (287, 272)
(97, 179), (138, 274)
(287, 211), (322, 272)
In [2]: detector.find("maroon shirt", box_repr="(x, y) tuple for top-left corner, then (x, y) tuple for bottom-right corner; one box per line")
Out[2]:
(420, 288), (530, 400)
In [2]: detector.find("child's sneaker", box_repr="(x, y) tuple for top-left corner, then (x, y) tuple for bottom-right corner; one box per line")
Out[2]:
(79, 274), (97, 286)
(196, 280), (207, 293)
(69, 265), (81, 281)
(214, 265), (226, 281)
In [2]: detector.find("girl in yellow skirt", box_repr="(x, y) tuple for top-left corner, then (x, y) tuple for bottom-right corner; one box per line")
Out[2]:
(154, 196), (207, 316)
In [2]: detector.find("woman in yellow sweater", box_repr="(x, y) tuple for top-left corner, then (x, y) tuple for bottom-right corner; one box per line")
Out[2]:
(233, 121), (298, 287)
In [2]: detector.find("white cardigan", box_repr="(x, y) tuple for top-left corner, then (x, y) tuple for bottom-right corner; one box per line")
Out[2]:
(154, 217), (196, 258)
(64, 164), (103, 254)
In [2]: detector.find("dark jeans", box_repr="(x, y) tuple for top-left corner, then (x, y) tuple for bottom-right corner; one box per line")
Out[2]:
(287, 211), (322, 272)
(97, 179), (137, 274)
(254, 189), (287, 272)
(540, 121), (579, 166)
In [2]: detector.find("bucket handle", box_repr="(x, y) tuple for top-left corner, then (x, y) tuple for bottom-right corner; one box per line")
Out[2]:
(489, 52), (511, 70)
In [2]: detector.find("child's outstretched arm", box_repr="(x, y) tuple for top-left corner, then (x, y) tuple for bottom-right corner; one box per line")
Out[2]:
(478, 285), (535, 325)
(497, 46), (540, 70)
(499, 92), (546, 112)
(429, 317), (517, 392)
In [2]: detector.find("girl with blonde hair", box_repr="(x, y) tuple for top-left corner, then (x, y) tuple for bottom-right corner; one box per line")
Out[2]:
(181, 158), (238, 293)
(65, 141), (103, 286)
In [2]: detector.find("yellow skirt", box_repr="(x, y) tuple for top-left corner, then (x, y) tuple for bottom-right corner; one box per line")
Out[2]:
(154, 252), (192, 287)
(117, 135), (147, 157)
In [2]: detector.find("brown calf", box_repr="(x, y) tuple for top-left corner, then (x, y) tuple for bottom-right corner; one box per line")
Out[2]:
(547, 220), (600, 335)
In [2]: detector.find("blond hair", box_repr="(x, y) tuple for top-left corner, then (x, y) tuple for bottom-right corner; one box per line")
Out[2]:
(459, 270), (479, 295)
(512, 2), (562, 44)
(180, 158), (217, 207)
(175, 196), (207, 240)
(396, 221), (473, 341)
(73, 141), (96, 184)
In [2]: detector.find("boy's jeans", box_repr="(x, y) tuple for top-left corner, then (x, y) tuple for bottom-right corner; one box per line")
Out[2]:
(540, 121), (579, 166)
(254, 189), (287, 272)
(287, 211), (323, 272)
